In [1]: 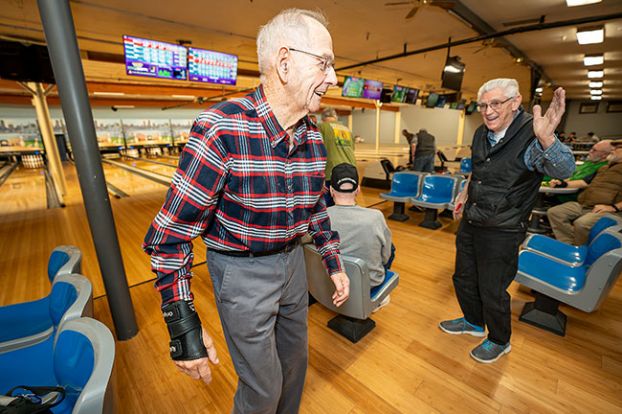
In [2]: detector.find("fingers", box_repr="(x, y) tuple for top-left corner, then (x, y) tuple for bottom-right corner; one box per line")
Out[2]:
(202, 328), (219, 365)
(175, 358), (213, 384)
(331, 273), (350, 307)
(532, 105), (542, 119)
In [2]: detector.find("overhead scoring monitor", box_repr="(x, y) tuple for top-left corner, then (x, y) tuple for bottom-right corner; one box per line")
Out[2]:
(123, 35), (187, 80)
(188, 47), (238, 85)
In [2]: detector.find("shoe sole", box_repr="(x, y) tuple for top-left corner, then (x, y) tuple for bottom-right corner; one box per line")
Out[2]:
(438, 323), (486, 337)
(470, 344), (512, 364)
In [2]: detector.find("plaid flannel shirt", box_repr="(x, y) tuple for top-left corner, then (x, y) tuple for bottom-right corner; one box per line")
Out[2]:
(143, 86), (342, 305)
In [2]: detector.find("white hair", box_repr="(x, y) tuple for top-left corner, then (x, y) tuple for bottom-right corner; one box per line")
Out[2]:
(477, 78), (520, 101)
(256, 9), (328, 83)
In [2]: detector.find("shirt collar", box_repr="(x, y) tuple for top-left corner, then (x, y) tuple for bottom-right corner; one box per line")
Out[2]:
(486, 107), (523, 146)
(251, 85), (311, 148)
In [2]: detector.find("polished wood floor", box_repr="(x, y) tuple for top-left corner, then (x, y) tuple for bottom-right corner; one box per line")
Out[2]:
(1, 157), (621, 413)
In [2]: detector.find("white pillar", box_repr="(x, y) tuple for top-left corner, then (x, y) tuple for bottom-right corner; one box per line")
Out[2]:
(457, 110), (465, 145)
(394, 111), (401, 144)
(375, 101), (382, 153)
(347, 113), (353, 131)
(30, 82), (66, 202)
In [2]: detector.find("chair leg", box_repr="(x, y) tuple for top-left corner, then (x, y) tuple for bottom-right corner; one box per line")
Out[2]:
(388, 202), (409, 221)
(519, 291), (567, 336)
(327, 315), (376, 343)
(419, 208), (442, 229)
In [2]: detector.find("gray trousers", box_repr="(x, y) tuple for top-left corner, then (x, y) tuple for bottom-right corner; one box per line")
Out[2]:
(547, 202), (603, 245)
(207, 246), (308, 414)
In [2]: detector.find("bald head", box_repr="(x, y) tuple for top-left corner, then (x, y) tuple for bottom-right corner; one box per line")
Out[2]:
(588, 140), (614, 162)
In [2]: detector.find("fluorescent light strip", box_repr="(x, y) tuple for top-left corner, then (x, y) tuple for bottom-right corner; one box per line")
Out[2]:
(584, 54), (604, 66)
(535, 87), (543, 93)
(587, 70), (604, 79)
(93, 91), (125, 96)
(590, 90), (603, 95)
(567, 0), (602, 6)
(590, 96), (602, 101)
(576, 26), (604, 45)
(172, 95), (195, 99)
(113, 105), (135, 109)
(589, 81), (603, 88)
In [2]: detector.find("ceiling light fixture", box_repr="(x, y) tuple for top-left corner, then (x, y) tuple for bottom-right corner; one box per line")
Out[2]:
(587, 70), (604, 79)
(93, 91), (125, 96)
(172, 95), (195, 100)
(589, 81), (603, 88)
(590, 89), (603, 95)
(590, 96), (602, 101)
(584, 54), (604, 66)
(576, 26), (604, 44)
(535, 87), (543, 93)
(566, 0), (602, 6)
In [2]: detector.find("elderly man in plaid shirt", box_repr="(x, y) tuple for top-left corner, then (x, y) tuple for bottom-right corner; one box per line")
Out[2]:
(143, 8), (349, 414)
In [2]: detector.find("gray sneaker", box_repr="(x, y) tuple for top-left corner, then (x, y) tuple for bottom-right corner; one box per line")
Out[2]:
(439, 317), (486, 337)
(470, 339), (511, 363)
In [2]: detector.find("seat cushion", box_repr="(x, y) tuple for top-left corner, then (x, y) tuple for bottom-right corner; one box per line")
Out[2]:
(371, 270), (397, 301)
(523, 235), (587, 265)
(518, 250), (587, 292)
(0, 297), (51, 343)
(0, 336), (56, 394)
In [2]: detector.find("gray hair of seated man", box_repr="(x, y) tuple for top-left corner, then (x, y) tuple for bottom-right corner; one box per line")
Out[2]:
(477, 78), (519, 102)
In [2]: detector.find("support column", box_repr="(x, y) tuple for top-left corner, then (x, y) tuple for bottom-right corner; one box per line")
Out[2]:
(457, 110), (465, 146)
(374, 100), (382, 153)
(29, 83), (66, 205)
(38, 0), (138, 340)
(394, 111), (401, 144)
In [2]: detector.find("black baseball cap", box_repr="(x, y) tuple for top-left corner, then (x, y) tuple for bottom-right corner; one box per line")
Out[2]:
(331, 163), (359, 193)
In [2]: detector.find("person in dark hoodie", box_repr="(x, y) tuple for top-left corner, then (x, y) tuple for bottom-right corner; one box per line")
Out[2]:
(440, 78), (575, 363)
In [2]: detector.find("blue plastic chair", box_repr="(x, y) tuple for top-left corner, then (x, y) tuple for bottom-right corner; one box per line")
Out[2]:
(380, 172), (424, 221)
(411, 175), (459, 229)
(522, 214), (622, 266)
(515, 228), (622, 336)
(0, 274), (92, 353)
(304, 245), (399, 343)
(0, 317), (115, 414)
(459, 157), (472, 174)
(48, 245), (82, 283)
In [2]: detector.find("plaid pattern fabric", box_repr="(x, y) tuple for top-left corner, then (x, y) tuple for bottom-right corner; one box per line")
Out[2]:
(144, 86), (342, 304)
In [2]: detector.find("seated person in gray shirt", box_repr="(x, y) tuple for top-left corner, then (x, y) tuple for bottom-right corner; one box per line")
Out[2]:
(327, 163), (395, 309)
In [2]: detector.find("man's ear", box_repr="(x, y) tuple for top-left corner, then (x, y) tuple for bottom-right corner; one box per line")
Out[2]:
(276, 47), (290, 83)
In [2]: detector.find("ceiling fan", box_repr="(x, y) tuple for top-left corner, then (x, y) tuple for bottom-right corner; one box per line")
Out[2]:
(384, 0), (456, 20)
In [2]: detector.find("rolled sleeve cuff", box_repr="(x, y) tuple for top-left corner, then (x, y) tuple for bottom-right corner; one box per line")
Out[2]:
(322, 251), (344, 275)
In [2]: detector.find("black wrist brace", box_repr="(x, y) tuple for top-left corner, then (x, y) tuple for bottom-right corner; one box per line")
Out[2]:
(162, 300), (208, 361)
(558, 180), (568, 188)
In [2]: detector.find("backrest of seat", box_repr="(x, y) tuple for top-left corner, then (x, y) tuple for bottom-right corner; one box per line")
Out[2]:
(48, 245), (82, 283)
(587, 215), (622, 245)
(585, 231), (622, 266)
(420, 175), (456, 201)
(303, 245), (371, 319)
(459, 158), (472, 173)
(54, 318), (115, 414)
(392, 172), (421, 195)
(50, 274), (93, 327)
(380, 159), (396, 176)
(579, 230), (622, 312)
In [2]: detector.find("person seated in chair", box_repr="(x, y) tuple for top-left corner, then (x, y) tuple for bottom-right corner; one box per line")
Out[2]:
(327, 163), (395, 311)
(548, 140), (622, 245)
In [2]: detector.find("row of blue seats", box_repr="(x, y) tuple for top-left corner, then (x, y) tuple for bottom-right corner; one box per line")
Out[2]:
(516, 214), (622, 336)
(380, 172), (466, 229)
(0, 246), (115, 414)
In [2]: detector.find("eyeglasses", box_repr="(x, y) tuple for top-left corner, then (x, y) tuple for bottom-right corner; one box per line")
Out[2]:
(288, 47), (335, 72)
(476, 96), (515, 113)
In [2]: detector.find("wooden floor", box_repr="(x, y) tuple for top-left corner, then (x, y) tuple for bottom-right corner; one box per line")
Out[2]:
(1, 158), (621, 413)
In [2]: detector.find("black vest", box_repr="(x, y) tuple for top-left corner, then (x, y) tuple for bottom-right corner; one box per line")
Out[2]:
(464, 110), (543, 231)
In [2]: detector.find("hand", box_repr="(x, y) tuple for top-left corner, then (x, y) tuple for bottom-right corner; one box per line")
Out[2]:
(592, 204), (616, 214)
(330, 272), (350, 307)
(549, 179), (562, 188)
(174, 327), (219, 384)
(453, 190), (468, 220)
(533, 88), (565, 148)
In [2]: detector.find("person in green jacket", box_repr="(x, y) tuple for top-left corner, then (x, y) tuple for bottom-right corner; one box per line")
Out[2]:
(318, 107), (356, 206)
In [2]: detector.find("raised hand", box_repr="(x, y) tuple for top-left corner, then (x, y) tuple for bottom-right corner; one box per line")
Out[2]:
(533, 87), (566, 148)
